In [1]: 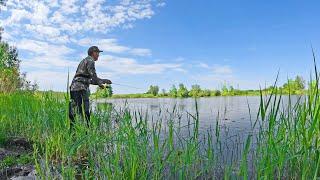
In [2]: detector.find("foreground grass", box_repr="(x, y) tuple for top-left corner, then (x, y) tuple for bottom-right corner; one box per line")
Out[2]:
(1, 76), (320, 179)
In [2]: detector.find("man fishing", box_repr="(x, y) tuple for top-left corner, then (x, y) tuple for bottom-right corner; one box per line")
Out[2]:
(69, 46), (112, 130)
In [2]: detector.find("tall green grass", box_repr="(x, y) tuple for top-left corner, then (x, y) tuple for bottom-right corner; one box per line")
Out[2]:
(1, 62), (320, 178)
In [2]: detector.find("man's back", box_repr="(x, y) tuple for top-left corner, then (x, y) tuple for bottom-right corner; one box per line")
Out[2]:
(70, 56), (95, 91)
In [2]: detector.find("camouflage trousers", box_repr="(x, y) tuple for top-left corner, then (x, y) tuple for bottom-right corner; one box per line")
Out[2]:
(68, 90), (90, 130)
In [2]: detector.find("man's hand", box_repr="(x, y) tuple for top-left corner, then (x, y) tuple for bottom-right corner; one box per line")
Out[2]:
(99, 84), (105, 89)
(104, 79), (112, 84)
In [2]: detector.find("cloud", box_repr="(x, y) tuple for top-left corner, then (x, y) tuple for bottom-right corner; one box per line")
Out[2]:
(198, 63), (210, 69)
(129, 48), (152, 56)
(1, 0), (158, 43)
(192, 63), (235, 87)
(17, 39), (77, 69)
(78, 38), (152, 56)
(0, 0), (164, 91)
(26, 70), (70, 91)
(157, 2), (166, 7)
(97, 55), (183, 75)
(198, 63), (233, 74)
(212, 65), (233, 74)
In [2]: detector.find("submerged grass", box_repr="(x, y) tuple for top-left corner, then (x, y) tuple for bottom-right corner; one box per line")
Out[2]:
(1, 65), (320, 178)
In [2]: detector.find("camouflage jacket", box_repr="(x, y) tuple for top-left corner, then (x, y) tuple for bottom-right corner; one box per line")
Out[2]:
(70, 56), (107, 91)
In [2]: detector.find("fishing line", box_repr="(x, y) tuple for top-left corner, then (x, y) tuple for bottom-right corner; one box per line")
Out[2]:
(112, 83), (144, 90)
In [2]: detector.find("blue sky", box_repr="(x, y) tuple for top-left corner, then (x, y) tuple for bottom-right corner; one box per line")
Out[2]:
(1, 0), (320, 94)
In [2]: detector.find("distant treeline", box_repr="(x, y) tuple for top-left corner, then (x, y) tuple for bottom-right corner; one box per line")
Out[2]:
(95, 75), (307, 98)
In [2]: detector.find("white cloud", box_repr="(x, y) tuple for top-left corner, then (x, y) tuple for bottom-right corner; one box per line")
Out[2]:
(198, 63), (233, 74)
(1, 0), (158, 43)
(17, 39), (77, 69)
(0, 0), (164, 91)
(26, 70), (70, 91)
(97, 39), (130, 53)
(212, 65), (233, 74)
(129, 48), (152, 56)
(193, 63), (234, 87)
(78, 38), (152, 56)
(198, 63), (210, 69)
(157, 2), (166, 7)
(97, 55), (183, 75)
(60, 0), (79, 15)
(25, 24), (61, 38)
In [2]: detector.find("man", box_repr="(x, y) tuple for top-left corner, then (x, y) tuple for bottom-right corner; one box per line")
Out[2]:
(69, 46), (112, 130)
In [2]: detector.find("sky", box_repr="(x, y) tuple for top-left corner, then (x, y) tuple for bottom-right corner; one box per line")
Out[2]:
(1, 0), (320, 94)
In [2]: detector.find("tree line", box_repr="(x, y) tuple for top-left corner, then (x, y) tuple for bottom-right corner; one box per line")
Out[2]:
(144, 76), (305, 98)
(94, 75), (306, 98)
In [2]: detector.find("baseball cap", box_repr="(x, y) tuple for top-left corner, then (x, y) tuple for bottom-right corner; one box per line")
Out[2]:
(88, 46), (103, 55)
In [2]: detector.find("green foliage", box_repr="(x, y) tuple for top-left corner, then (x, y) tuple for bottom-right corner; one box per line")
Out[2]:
(0, 28), (38, 93)
(188, 84), (201, 97)
(0, 41), (19, 69)
(158, 88), (167, 97)
(147, 85), (159, 96)
(0, 154), (33, 169)
(177, 83), (188, 97)
(221, 84), (229, 96)
(95, 86), (113, 98)
(281, 76), (305, 94)
(169, 85), (177, 97)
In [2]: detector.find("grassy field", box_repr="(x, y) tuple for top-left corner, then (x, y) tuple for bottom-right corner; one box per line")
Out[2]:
(1, 72), (320, 179)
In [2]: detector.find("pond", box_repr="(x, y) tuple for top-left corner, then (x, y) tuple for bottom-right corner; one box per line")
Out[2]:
(93, 95), (302, 141)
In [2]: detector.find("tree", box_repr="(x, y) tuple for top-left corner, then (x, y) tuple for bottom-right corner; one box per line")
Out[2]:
(159, 88), (167, 97)
(177, 83), (189, 98)
(221, 84), (229, 96)
(294, 76), (305, 90)
(200, 89), (211, 97)
(147, 85), (159, 96)
(214, 90), (221, 96)
(0, 38), (21, 92)
(189, 84), (201, 97)
(282, 76), (305, 94)
(169, 85), (177, 97)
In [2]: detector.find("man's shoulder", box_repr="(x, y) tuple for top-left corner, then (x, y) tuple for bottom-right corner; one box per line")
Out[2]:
(84, 56), (94, 62)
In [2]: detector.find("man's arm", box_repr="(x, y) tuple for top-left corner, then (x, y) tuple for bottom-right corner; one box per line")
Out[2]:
(87, 60), (112, 85)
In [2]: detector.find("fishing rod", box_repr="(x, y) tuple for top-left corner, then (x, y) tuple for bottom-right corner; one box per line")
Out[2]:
(111, 83), (144, 90)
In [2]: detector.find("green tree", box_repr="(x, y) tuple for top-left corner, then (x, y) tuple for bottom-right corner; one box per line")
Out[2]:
(221, 84), (229, 96)
(0, 30), (21, 92)
(214, 90), (221, 96)
(294, 76), (305, 90)
(0, 15), (37, 93)
(177, 83), (189, 97)
(159, 88), (167, 97)
(282, 76), (305, 94)
(169, 85), (177, 97)
(147, 85), (159, 96)
(200, 89), (211, 97)
(189, 84), (201, 97)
